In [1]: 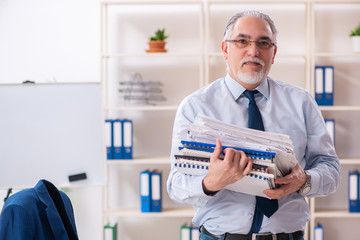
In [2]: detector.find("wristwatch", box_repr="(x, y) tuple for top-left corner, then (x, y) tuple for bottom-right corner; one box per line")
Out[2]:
(298, 170), (311, 196)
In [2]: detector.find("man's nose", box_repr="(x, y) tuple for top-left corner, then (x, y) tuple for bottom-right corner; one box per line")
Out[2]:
(246, 41), (260, 57)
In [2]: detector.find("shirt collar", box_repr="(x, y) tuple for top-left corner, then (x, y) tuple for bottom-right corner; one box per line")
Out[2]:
(224, 74), (270, 101)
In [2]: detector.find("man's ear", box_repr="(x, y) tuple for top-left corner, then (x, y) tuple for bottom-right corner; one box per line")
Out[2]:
(221, 41), (229, 60)
(271, 45), (277, 64)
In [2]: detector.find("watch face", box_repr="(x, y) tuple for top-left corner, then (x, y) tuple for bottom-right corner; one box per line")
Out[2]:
(302, 185), (311, 194)
(300, 172), (311, 195)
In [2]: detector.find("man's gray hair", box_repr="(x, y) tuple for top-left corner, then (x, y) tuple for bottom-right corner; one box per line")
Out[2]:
(224, 11), (277, 43)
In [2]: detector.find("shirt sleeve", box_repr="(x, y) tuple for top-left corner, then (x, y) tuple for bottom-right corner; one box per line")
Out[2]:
(303, 95), (341, 197)
(166, 98), (215, 208)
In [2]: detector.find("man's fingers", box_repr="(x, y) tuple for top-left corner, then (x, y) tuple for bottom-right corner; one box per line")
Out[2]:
(243, 155), (253, 175)
(238, 151), (249, 169)
(211, 139), (223, 162)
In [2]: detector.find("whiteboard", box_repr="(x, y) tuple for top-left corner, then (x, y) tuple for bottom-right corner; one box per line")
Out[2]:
(0, 83), (105, 188)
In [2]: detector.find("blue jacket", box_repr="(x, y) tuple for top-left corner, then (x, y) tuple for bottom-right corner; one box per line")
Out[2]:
(0, 179), (78, 240)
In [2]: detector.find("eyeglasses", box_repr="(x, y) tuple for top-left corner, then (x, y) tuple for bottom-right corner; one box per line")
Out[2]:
(225, 38), (275, 50)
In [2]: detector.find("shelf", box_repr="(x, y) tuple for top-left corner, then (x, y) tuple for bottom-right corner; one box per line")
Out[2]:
(102, 0), (202, 6)
(102, 52), (202, 58)
(105, 105), (178, 111)
(107, 158), (360, 166)
(340, 159), (360, 165)
(314, 52), (360, 57)
(208, 52), (307, 59)
(312, 210), (360, 218)
(319, 105), (360, 111)
(312, 0), (360, 4)
(207, 0), (309, 4)
(107, 157), (170, 165)
(104, 207), (195, 217)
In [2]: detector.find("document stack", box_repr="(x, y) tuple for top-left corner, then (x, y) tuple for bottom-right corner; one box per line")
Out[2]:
(173, 114), (297, 198)
(119, 72), (166, 105)
(140, 170), (162, 213)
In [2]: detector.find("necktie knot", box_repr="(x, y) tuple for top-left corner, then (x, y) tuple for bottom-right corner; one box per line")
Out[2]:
(243, 90), (258, 103)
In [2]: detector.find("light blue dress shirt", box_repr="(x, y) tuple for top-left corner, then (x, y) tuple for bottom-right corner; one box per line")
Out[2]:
(167, 74), (340, 235)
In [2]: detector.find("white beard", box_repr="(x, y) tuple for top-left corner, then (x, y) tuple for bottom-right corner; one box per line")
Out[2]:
(236, 57), (265, 85)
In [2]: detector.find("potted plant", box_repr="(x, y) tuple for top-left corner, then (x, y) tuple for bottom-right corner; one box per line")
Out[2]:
(146, 28), (168, 53)
(350, 23), (360, 53)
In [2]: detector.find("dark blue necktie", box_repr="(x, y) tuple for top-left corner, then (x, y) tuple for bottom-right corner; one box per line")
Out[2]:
(243, 90), (278, 234)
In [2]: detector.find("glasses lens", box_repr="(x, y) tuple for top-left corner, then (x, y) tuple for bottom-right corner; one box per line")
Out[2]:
(227, 39), (273, 50)
(235, 39), (249, 48)
(256, 40), (272, 50)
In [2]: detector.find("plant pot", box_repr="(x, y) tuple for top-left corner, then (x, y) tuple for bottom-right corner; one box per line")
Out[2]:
(146, 40), (167, 53)
(351, 36), (360, 53)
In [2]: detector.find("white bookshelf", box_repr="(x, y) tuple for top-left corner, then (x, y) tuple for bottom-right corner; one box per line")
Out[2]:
(309, 1), (360, 239)
(101, 1), (203, 239)
(101, 1), (360, 239)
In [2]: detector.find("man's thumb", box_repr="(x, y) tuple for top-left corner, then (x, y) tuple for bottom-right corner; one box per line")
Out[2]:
(211, 139), (223, 161)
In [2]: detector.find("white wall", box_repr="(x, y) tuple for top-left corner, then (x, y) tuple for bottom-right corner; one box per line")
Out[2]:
(0, 0), (100, 83)
(0, 1), (102, 239)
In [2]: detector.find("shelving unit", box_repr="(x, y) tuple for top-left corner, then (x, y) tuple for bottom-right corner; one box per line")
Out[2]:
(309, 1), (360, 240)
(101, 1), (203, 239)
(101, 0), (360, 239)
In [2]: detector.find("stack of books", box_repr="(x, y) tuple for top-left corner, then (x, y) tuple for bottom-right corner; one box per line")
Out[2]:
(173, 114), (297, 198)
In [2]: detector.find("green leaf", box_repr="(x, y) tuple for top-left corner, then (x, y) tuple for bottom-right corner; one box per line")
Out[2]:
(149, 28), (168, 41)
(350, 23), (360, 37)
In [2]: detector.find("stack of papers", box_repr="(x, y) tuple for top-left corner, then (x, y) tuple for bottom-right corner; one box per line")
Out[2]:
(173, 114), (297, 198)
(188, 114), (296, 177)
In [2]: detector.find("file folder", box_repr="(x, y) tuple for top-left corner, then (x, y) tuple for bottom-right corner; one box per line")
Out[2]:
(190, 224), (200, 240)
(174, 141), (276, 198)
(325, 119), (335, 145)
(104, 223), (117, 240)
(112, 119), (123, 159)
(105, 119), (113, 159)
(348, 171), (359, 212)
(140, 170), (151, 212)
(150, 170), (162, 212)
(123, 119), (133, 159)
(180, 224), (191, 240)
(315, 66), (324, 105)
(314, 224), (324, 240)
(324, 66), (334, 106)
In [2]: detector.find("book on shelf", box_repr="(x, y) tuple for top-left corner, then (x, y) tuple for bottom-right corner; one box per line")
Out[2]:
(140, 169), (162, 213)
(105, 119), (133, 160)
(325, 119), (335, 145)
(180, 223), (199, 240)
(104, 223), (117, 240)
(314, 223), (324, 240)
(315, 66), (334, 106)
(348, 171), (360, 212)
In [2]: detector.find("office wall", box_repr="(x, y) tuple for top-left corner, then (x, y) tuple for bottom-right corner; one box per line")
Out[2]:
(0, 0), (102, 239)
(0, 0), (99, 83)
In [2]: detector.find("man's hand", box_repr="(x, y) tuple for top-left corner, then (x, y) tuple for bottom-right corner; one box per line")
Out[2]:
(263, 163), (306, 199)
(202, 139), (253, 193)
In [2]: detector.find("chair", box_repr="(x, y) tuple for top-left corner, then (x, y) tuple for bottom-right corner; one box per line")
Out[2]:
(0, 179), (78, 240)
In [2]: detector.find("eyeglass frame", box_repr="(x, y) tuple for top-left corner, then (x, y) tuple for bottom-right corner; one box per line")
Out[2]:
(225, 39), (276, 50)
